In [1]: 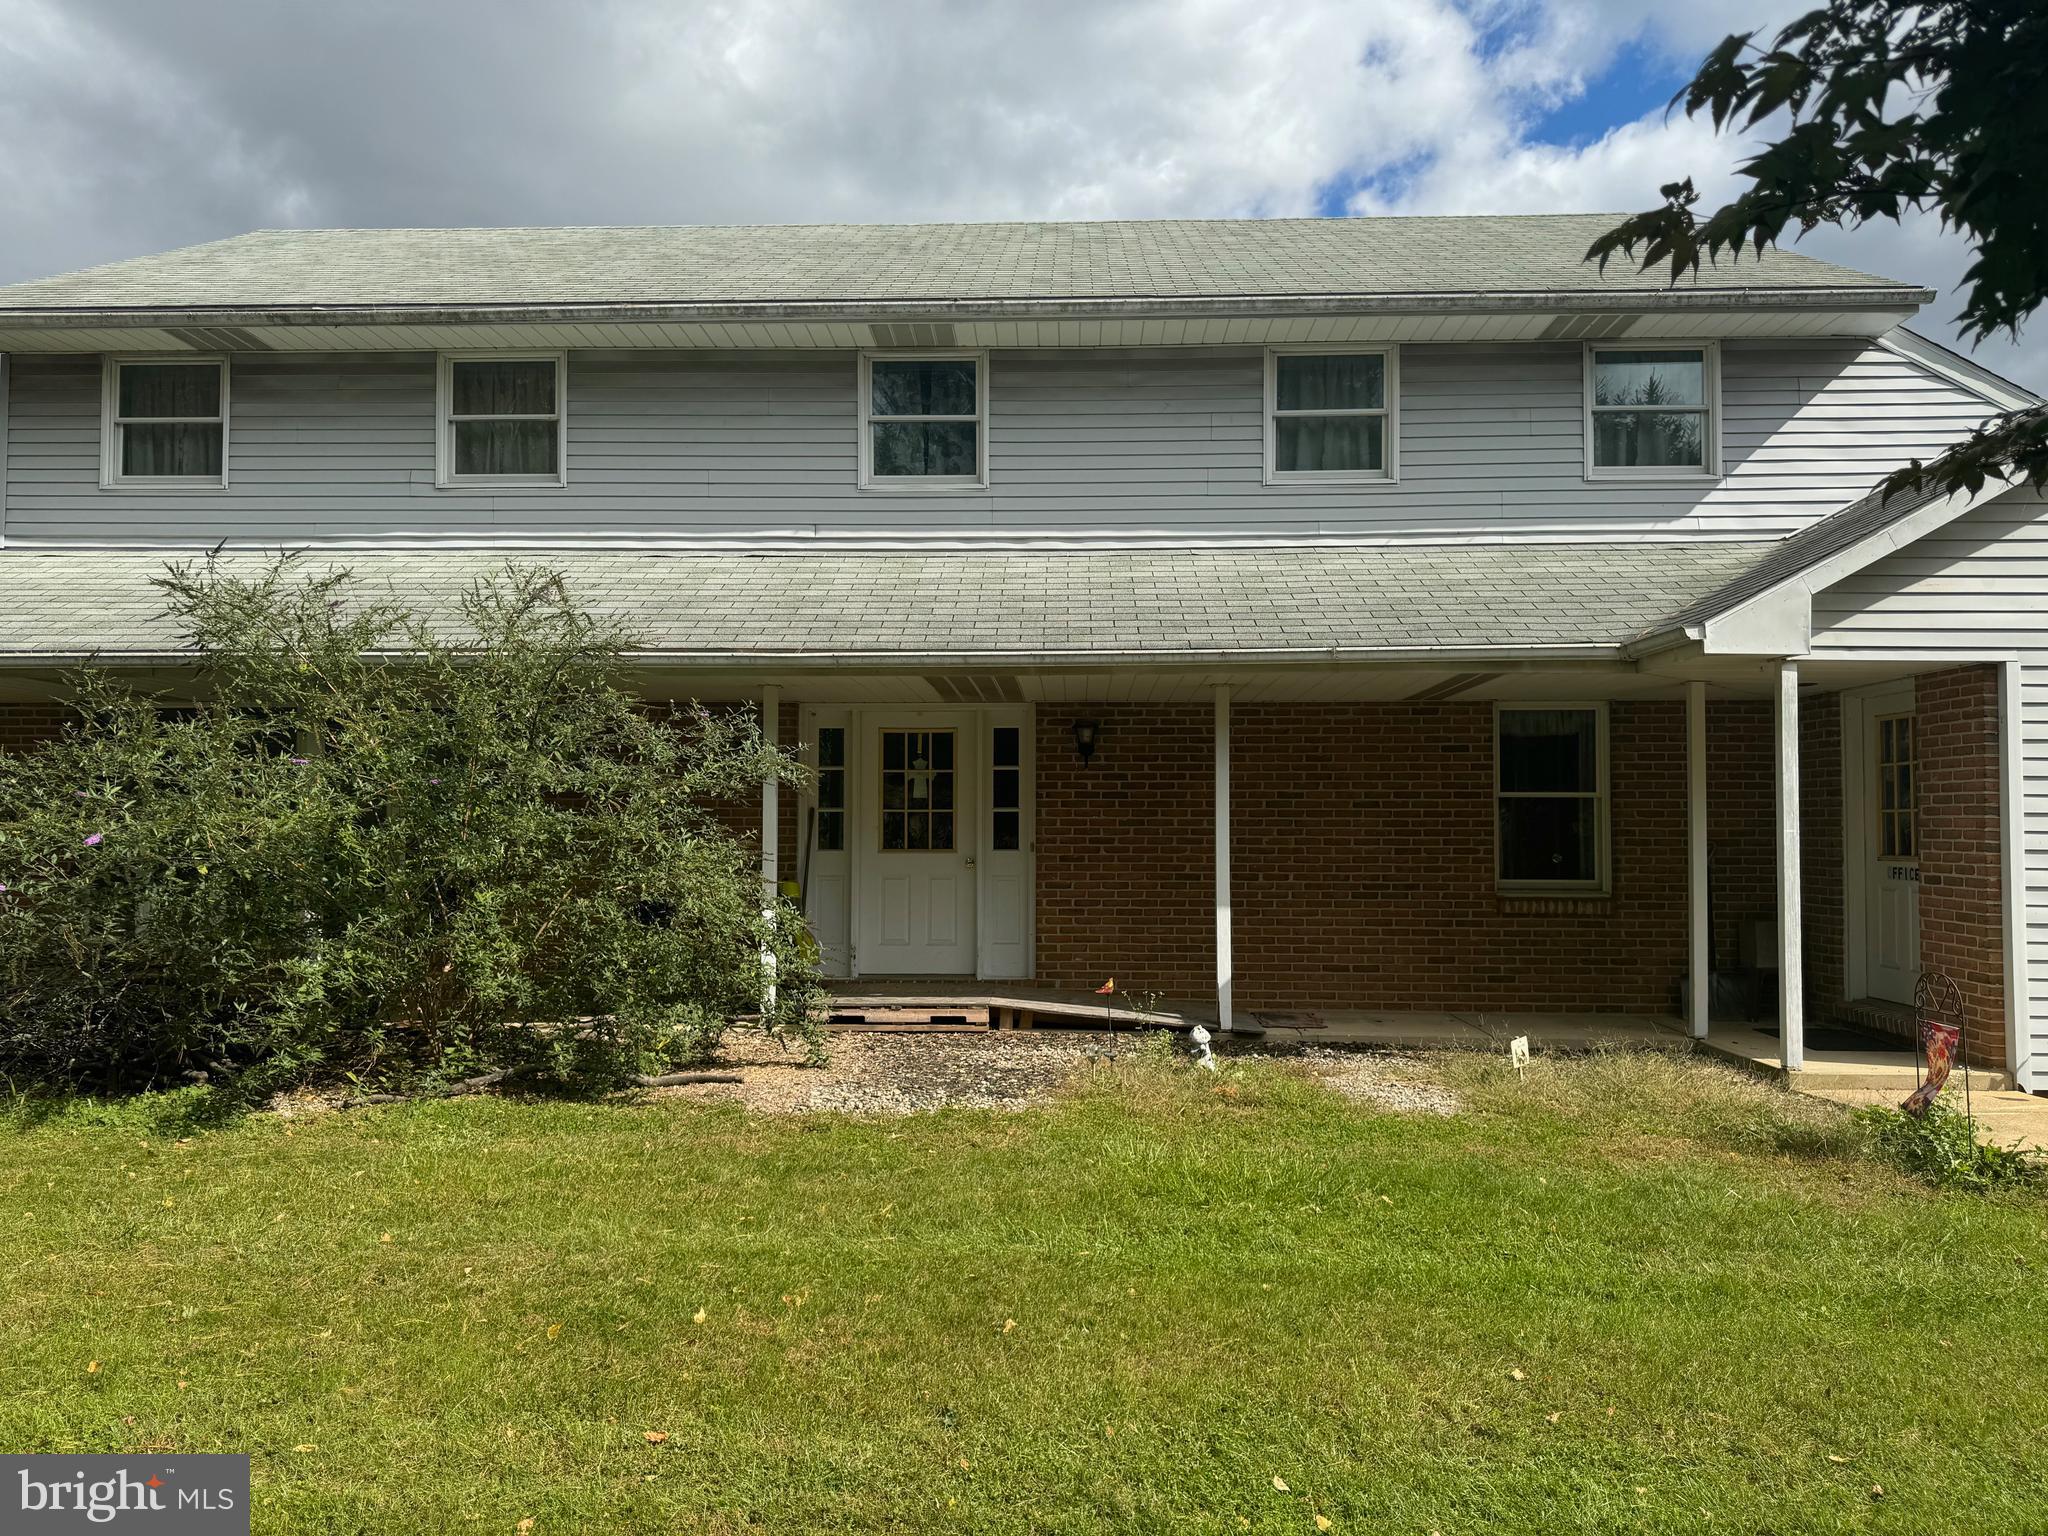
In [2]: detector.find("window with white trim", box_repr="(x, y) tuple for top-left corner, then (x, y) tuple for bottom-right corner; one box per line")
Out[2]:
(859, 353), (985, 487)
(1496, 706), (1608, 890)
(1585, 344), (1717, 476)
(103, 358), (227, 487)
(437, 354), (566, 486)
(1266, 347), (1396, 481)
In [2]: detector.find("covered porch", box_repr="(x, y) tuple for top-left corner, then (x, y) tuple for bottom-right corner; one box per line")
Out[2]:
(708, 637), (2025, 1090)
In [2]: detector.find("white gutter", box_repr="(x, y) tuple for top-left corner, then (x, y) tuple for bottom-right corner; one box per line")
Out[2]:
(0, 286), (1935, 333)
(0, 642), (1640, 670)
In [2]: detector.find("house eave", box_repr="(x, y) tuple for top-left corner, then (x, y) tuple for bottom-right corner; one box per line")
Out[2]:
(0, 642), (1636, 671)
(0, 286), (1935, 333)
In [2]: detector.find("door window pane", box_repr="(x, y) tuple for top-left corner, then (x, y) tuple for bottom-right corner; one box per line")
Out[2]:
(992, 725), (1020, 851)
(879, 730), (956, 851)
(815, 727), (845, 851)
(1877, 715), (1916, 859)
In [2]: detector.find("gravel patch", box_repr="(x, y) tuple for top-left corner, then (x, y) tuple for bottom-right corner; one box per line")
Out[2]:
(1285, 1045), (1462, 1116)
(649, 1028), (1462, 1117)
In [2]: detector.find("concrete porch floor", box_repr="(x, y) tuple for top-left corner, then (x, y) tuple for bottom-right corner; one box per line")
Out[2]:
(1698, 1022), (2012, 1092)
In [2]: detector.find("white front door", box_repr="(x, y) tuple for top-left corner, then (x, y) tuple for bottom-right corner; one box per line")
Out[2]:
(856, 712), (977, 975)
(1862, 692), (1920, 1005)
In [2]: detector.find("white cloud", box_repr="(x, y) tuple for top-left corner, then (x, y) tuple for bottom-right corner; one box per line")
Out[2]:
(0, 0), (2035, 389)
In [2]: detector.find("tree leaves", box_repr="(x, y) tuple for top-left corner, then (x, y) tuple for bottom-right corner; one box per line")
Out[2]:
(1587, 1), (2048, 496)
(0, 557), (825, 1094)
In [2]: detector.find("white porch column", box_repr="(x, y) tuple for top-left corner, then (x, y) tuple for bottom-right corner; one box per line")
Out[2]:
(760, 683), (781, 1010)
(1999, 660), (2033, 1085)
(1687, 681), (1710, 1039)
(1774, 661), (1804, 1072)
(1214, 684), (1234, 1033)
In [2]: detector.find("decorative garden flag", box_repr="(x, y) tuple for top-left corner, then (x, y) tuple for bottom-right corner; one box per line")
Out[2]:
(1901, 1018), (1961, 1117)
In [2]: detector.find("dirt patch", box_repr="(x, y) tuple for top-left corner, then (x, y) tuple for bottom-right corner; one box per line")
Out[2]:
(648, 1029), (1462, 1117)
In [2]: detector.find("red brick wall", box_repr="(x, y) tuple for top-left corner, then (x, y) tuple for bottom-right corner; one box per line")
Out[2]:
(1800, 692), (1847, 1015)
(1035, 699), (1779, 1016)
(0, 702), (69, 752)
(1036, 705), (1215, 998)
(1708, 701), (1778, 977)
(1917, 665), (2006, 1070)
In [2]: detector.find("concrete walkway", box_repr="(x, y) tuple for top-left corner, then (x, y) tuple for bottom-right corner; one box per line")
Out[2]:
(1696, 1023), (2048, 1151)
(1793, 1086), (2048, 1152)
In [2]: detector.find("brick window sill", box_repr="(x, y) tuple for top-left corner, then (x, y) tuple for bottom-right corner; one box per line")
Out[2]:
(1497, 894), (1614, 917)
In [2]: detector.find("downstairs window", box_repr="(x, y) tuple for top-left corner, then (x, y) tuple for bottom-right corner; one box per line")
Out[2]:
(1496, 706), (1608, 891)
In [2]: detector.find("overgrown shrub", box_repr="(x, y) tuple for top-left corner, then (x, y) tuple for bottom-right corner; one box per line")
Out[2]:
(0, 557), (818, 1095)
(1854, 1104), (2044, 1194)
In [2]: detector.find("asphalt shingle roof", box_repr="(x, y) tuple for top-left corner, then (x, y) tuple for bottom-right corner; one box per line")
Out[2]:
(1653, 477), (1958, 633)
(0, 217), (1917, 312)
(0, 545), (1777, 663)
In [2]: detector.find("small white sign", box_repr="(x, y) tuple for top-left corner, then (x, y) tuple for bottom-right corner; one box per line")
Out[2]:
(1509, 1035), (1531, 1076)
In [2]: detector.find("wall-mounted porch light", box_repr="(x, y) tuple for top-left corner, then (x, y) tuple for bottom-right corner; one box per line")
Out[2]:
(1071, 719), (1100, 765)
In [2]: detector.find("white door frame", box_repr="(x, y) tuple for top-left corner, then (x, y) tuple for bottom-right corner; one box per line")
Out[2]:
(1841, 678), (1918, 1003)
(854, 708), (979, 977)
(799, 703), (1035, 981)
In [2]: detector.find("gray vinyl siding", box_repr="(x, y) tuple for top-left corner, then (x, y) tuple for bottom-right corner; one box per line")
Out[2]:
(2, 339), (1995, 546)
(1810, 487), (2048, 1091)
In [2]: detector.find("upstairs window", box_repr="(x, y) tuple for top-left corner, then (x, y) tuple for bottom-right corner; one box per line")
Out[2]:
(103, 359), (227, 487)
(1586, 344), (1718, 477)
(1266, 347), (1397, 483)
(437, 354), (566, 486)
(860, 353), (986, 488)
(1496, 706), (1608, 890)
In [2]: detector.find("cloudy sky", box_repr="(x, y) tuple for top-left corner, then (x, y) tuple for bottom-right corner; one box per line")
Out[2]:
(1, 0), (2036, 388)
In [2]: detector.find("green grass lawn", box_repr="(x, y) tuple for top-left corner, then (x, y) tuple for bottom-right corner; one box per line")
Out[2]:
(3, 1049), (2045, 1534)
